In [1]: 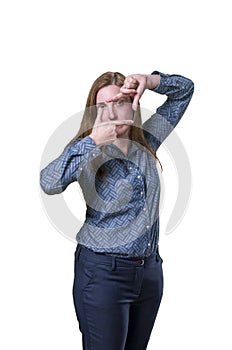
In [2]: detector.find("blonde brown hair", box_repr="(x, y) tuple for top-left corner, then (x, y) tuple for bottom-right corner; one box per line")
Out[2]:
(66, 71), (162, 170)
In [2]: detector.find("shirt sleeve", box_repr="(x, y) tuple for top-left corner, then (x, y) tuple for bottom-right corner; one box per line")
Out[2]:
(143, 72), (194, 151)
(40, 136), (101, 194)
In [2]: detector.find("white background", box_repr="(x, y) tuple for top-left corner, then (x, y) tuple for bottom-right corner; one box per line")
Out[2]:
(1, 0), (231, 349)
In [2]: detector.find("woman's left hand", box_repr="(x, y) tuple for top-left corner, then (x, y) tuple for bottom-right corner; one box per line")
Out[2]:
(106, 73), (160, 111)
(106, 74), (147, 111)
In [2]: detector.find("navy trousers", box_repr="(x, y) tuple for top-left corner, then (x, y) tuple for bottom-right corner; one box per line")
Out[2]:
(73, 244), (163, 350)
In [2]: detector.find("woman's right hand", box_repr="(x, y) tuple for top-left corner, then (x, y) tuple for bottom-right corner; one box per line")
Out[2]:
(89, 108), (134, 146)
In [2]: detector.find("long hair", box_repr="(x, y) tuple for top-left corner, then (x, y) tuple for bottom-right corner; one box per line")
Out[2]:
(65, 71), (162, 171)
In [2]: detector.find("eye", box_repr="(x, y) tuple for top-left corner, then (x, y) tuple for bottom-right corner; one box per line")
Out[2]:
(97, 104), (106, 109)
(116, 99), (125, 107)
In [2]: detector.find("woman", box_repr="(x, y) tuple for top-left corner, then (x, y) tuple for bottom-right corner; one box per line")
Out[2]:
(40, 69), (194, 349)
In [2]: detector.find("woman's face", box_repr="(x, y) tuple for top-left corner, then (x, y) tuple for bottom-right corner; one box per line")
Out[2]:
(96, 85), (134, 138)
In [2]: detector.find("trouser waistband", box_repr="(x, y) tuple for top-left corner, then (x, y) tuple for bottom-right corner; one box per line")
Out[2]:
(75, 244), (159, 269)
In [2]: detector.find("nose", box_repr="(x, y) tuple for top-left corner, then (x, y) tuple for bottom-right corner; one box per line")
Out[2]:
(107, 103), (117, 120)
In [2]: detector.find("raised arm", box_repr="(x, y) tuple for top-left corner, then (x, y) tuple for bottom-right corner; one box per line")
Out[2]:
(143, 71), (194, 150)
(107, 71), (194, 151)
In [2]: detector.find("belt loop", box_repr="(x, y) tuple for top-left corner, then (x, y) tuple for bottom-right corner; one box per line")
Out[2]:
(111, 256), (116, 271)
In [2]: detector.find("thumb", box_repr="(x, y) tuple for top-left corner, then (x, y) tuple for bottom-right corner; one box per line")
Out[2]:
(132, 93), (140, 111)
(94, 107), (103, 125)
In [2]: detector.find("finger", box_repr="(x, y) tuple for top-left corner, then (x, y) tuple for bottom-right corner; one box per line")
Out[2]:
(132, 93), (140, 111)
(104, 137), (117, 144)
(106, 89), (137, 103)
(120, 87), (137, 95)
(132, 81), (146, 111)
(96, 120), (134, 127)
(105, 92), (123, 102)
(94, 106), (103, 125)
(105, 129), (118, 143)
(124, 82), (137, 89)
(124, 77), (139, 89)
(111, 119), (134, 125)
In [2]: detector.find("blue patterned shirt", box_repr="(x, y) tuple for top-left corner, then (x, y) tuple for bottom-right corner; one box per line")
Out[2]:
(40, 72), (194, 257)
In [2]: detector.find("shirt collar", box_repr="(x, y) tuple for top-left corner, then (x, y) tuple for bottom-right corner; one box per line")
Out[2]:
(103, 140), (140, 159)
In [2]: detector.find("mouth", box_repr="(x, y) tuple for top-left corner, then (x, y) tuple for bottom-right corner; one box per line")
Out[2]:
(116, 124), (128, 132)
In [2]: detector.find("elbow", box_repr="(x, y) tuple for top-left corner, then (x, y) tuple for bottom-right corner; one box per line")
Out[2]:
(40, 180), (56, 195)
(189, 80), (194, 102)
(40, 170), (52, 195)
(40, 182), (63, 195)
(184, 78), (194, 102)
(40, 183), (54, 195)
(190, 80), (194, 92)
(40, 171), (63, 195)
(188, 79), (194, 95)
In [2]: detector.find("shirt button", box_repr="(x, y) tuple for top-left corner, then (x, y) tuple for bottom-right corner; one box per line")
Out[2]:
(143, 207), (146, 211)
(92, 153), (96, 156)
(140, 191), (144, 195)
(79, 167), (83, 171)
(129, 167), (132, 170)
(148, 242), (151, 247)
(146, 225), (150, 229)
(137, 175), (141, 179)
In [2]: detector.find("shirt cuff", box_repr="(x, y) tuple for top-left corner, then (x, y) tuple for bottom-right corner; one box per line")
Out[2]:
(70, 135), (101, 157)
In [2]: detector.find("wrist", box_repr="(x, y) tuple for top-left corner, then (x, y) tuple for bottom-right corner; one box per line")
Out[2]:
(89, 133), (98, 146)
(146, 74), (161, 90)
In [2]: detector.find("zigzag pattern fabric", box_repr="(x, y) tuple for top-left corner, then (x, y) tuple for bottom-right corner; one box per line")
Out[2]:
(40, 72), (194, 257)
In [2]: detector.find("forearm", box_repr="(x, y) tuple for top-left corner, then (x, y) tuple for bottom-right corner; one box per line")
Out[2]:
(40, 136), (101, 194)
(145, 73), (161, 90)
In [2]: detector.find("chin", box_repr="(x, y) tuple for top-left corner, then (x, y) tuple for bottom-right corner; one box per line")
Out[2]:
(116, 125), (130, 138)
